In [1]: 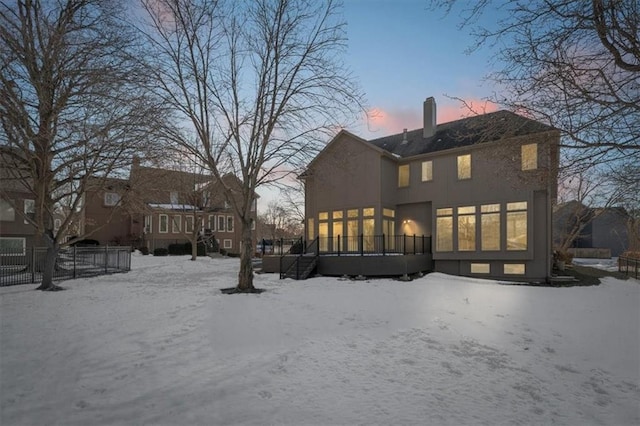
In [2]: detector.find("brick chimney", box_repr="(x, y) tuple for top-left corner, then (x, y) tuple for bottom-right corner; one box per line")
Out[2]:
(423, 97), (436, 138)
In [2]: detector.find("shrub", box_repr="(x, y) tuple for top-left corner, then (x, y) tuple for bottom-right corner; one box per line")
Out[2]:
(168, 243), (185, 255)
(153, 248), (169, 256)
(184, 242), (207, 257)
(139, 246), (149, 255)
(220, 248), (227, 256)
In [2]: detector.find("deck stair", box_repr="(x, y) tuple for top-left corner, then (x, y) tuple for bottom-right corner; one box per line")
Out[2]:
(282, 254), (317, 280)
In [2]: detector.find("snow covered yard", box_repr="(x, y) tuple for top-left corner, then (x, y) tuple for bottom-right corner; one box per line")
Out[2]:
(1, 254), (638, 426)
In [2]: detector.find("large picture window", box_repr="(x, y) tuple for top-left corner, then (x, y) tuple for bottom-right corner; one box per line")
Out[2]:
(457, 206), (476, 251)
(481, 204), (500, 251)
(436, 208), (453, 252)
(506, 202), (528, 250)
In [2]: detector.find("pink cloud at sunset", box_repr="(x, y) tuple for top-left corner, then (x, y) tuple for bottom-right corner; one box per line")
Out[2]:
(365, 98), (501, 137)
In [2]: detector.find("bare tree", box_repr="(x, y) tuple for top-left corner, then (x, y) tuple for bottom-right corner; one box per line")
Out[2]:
(430, 0), (639, 169)
(141, 0), (364, 292)
(0, 0), (166, 290)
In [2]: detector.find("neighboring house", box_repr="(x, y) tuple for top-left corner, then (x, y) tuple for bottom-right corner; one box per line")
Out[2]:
(83, 159), (258, 254)
(0, 150), (39, 253)
(302, 97), (560, 281)
(554, 201), (631, 257)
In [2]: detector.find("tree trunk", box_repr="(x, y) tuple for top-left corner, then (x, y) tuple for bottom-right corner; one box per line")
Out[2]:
(36, 235), (63, 291)
(236, 222), (255, 292)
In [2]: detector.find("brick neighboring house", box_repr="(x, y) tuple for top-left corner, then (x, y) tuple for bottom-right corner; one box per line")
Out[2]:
(303, 97), (560, 281)
(83, 160), (257, 254)
(0, 161), (38, 254)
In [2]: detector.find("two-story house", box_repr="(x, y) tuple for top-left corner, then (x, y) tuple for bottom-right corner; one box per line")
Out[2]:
(302, 97), (560, 282)
(83, 159), (258, 255)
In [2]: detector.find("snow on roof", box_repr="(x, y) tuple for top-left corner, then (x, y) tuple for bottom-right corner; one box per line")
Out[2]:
(147, 203), (201, 211)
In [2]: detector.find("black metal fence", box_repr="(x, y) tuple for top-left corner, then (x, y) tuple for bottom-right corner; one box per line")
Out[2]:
(618, 256), (639, 279)
(0, 246), (132, 287)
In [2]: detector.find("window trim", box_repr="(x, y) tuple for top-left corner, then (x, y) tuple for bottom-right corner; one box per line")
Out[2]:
(144, 215), (153, 234)
(227, 216), (234, 232)
(218, 215), (226, 232)
(172, 215), (181, 233)
(104, 192), (121, 207)
(223, 239), (232, 249)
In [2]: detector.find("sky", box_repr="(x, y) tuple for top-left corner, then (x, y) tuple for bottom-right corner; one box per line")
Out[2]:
(341, 0), (501, 139)
(259, 0), (503, 208)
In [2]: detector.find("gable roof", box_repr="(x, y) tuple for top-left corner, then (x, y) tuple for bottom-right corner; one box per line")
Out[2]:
(369, 110), (556, 158)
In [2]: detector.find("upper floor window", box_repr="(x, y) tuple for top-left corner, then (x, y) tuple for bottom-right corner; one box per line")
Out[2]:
(521, 143), (538, 170)
(457, 154), (471, 180)
(227, 216), (234, 232)
(398, 164), (410, 187)
(421, 160), (433, 181)
(0, 199), (15, 221)
(170, 191), (179, 204)
(24, 199), (35, 224)
(104, 192), (120, 207)
(54, 218), (62, 232)
(218, 215), (226, 232)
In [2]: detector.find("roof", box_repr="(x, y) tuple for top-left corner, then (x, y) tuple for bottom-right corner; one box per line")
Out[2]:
(368, 110), (556, 158)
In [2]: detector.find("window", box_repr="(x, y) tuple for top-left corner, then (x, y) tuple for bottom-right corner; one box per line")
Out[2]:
(436, 208), (453, 252)
(218, 215), (226, 232)
(332, 211), (343, 249)
(308, 218), (315, 240)
(506, 202), (527, 251)
(227, 216), (234, 232)
(159, 214), (168, 233)
(521, 143), (538, 171)
(104, 192), (121, 207)
(318, 211), (328, 220)
(0, 199), (15, 221)
(251, 219), (256, 230)
(144, 215), (152, 233)
(319, 222), (329, 252)
(481, 204), (500, 251)
(363, 207), (375, 250)
(457, 154), (471, 180)
(421, 160), (433, 181)
(347, 209), (359, 218)
(172, 215), (181, 233)
(471, 263), (490, 274)
(504, 264), (525, 275)
(457, 206), (476, 251)
(24, 199), (35, 224)
(0, 237), (25, 255)
(251, 199), (257, 212)
(170, 191), (179, 204)
(383, 208), (395, 249)
(223, 239), (232, 249)
(185, 216), (194, 233)
(208, 215), (216, 231)
(54, 218), (62, 232)
(346, 217), (358, 251)
(398, 164), (410, 187)
(363, 207), (374, 217)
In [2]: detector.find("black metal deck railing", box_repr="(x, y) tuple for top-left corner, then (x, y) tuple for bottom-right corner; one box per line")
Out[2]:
(618, 256), (639, 279)
(314, 234), (431, 256)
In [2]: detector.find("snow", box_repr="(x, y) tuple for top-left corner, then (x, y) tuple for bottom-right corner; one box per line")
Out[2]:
(573, 257), (620, 273)
(1, 255), (639, 425)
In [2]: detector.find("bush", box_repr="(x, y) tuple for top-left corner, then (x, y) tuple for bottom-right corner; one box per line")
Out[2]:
(139, 246), (149, 255)
(153, 248), (168, 256)
(219, 248), (227, 256)
(184, 242), (206, 257)
(168, 243), (185, 255)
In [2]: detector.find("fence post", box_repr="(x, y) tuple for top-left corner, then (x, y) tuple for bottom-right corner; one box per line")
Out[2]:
(105, 245), (108, 273)
(413, 234), (416, 255)
(31, 247), (35, 283)
(73, 246), (77, 279)
(360, 234), (364, 256)
(337, 235), (341, 256)
(403, 234), (407, 255)
(382, 233), (386, 256)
